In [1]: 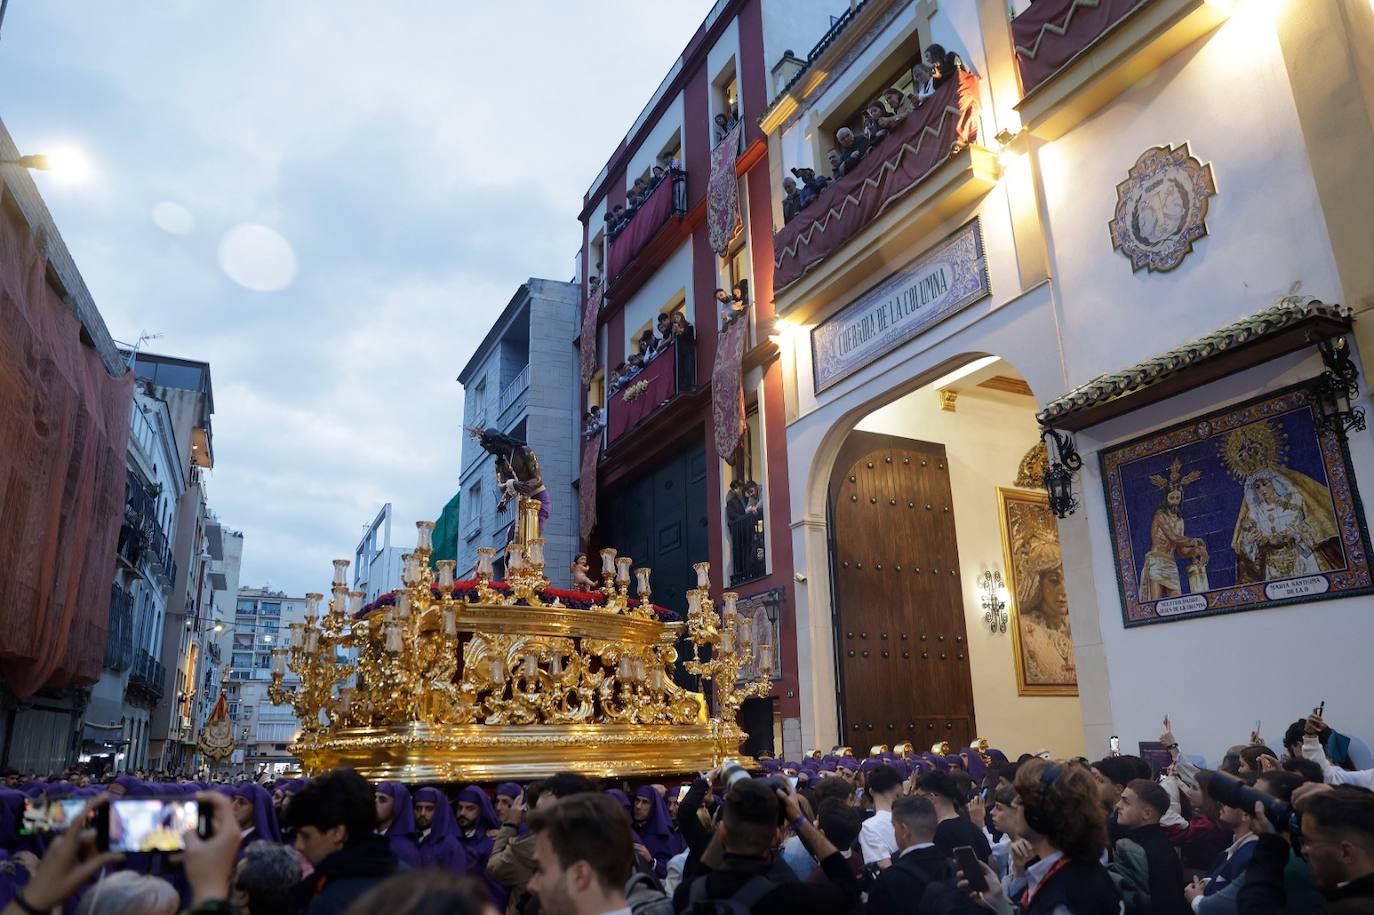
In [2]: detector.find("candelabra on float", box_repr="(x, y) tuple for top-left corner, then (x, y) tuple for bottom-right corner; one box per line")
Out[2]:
(266, 498), (773, 780)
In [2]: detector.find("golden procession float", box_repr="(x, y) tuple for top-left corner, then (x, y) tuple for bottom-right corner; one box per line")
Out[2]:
(267, 498), (773, 781)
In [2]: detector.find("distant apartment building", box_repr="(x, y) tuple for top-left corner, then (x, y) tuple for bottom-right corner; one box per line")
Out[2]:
(353, 504), (406, 604)
(229, 588), (307, 775)
(84, 385), (188, 773)
(457, 279), (580, 583)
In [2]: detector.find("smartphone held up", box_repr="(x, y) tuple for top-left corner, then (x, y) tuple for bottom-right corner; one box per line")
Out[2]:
(93, 797), (213, 853)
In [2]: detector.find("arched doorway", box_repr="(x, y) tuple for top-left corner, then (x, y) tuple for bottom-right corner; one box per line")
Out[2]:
(818, 356), (1085, 757)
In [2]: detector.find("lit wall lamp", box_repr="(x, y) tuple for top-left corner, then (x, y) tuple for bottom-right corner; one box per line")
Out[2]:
(1314, 336), (1366, 439)
(1041, 427), (1083, 519)
(980, 570), (1008, 634)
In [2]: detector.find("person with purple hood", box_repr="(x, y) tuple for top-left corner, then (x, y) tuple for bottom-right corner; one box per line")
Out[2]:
(374, 781), (421, 869)
(412, 786), (468, 878)
(455, 785), (508, 910)
(0, 786), (34, 908)
(492, 783), (523, 827)
(229, 782), (282, 858)
(631, 785), (683, 878)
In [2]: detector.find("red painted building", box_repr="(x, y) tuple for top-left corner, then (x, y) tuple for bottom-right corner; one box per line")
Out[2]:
(574, 0), (834, 759)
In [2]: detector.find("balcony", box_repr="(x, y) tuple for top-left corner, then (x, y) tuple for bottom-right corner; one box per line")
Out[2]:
(104, 586), (135, 673)
(604, 336), (696, 446)
(772, 73), (984, 296)
(498, 363), (530, 415)
(1011, 0), (1227, 139)
(606, 172), (687, 286)
(127, 650), (166, 702)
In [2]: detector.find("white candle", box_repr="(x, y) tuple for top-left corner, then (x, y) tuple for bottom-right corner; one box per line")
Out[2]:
(415, 520), (435, 552)
(348, 591), (364, 616)
(600, 548), (617, 576)
(635, 567), (652, 596)
(720, 628), (735, 653)
(616, 556), (632, 585)
(332, 559), (350, 586)
(693, 561), (711, 589)
(437, 560), (455, 590)
(394, 592), (411, 619)
(442, 607), (457, 637)
(759, 643), (774, 674)
(271, 650), (286, 676)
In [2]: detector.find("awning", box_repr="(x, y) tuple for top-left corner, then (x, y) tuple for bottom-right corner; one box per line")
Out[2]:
(1038, 297), (1352, 432)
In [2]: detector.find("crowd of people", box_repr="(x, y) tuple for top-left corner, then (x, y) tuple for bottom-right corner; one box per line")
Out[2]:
(604, 154), (685, 242)
(2, 704), (1371, 914)
(605, 309), (696, 399)
(781, 42), (967, 226)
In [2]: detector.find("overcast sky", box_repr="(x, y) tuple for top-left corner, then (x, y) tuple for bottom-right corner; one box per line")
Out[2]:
(0, 1), (716, 595)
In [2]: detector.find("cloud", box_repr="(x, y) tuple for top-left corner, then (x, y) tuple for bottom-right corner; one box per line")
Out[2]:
(0, 0), (716, 594)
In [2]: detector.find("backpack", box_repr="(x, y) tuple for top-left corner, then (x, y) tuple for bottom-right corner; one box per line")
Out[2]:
(1107, 837), (1152, 914)
(685, 873), (776, 915)
(625, 871), (675, 915)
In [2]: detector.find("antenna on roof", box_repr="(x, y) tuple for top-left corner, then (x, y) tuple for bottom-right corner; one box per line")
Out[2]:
(118, 330), (165, 370)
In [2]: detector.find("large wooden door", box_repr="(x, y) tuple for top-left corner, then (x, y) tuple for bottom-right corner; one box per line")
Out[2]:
(602, 437), (709, 690)
(829, 432), (975, 748)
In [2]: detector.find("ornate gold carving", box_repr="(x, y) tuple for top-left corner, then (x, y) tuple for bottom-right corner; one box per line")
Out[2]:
(938, 388), (958, 412)
(268, 499), (773, 779)
(1014, 442), (1048, 489)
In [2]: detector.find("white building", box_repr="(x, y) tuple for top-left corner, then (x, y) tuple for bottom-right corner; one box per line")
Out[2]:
(230, 588), (308, 775)
(767, 0), (1374, 764)
(353, 504), (406, 604)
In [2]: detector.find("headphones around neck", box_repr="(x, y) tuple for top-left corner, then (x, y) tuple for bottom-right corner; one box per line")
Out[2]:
(1023, 763), (1063, 835)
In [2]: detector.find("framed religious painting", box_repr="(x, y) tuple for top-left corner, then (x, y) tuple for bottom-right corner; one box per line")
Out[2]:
(1100, 383), (1374, 628)
(997, 487), (1078, 696)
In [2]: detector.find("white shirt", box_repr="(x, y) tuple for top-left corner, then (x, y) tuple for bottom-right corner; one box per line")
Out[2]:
(1304, 735), (1374, 789)
(859, 809), (898, 864)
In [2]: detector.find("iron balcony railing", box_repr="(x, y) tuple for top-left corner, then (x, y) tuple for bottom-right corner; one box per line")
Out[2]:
(499, 364), (531, 414)
(128, 650), (166, 699)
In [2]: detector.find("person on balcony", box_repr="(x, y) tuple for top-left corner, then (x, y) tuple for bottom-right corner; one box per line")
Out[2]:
(713, 110), (739, 145)
(782, 177), (804, 225)
(912, 63), (937, 106)
(926, 43), (965, 88)
(637, 330), (658, 362)
(717, 288), (747, 329)
(726, 480), (749, 583)
(670, 310), (696, 390)
(835, 127), (870, 176)
(743, 480), (766, 580)
(864, 100), (893, 145)
(792, 166), (830, 210)
(655, 312), (674, 352)
(825, 148), (845, 181)
(879, 87), (914, 128)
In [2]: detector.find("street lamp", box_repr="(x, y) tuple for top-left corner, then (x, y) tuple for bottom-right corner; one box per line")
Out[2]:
(0, 149), (91, 183)
(1, 154), (52, 170)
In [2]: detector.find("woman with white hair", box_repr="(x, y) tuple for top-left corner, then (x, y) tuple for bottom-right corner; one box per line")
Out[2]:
(74, 871), (179, 915)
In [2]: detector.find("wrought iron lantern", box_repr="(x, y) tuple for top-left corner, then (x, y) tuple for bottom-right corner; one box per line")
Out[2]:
(1314, 336), (1366, 438)
(1040, 427), (1083, 519)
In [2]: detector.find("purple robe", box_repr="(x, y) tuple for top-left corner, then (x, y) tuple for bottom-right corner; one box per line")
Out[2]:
(229, 782), (282, 856)
(633, 786), (683, 878)
(376, 782), (422, 869)
(456, 785), (507, 910)
(413, 787), (468, 876)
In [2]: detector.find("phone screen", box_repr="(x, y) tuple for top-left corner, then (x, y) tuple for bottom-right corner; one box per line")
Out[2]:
(109, 798), (199, 852)
(20, 797), (89, 835)
(954, 845), (987, 892)
(787, 776), (799, 789)
(1109, 736), (1120, 753)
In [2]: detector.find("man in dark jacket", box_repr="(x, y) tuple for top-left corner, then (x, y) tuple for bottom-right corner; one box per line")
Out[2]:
(288, 769), (397, 915)
(678, 778), (860, 914)
(866, 795), (958, 914)
(1238, 784), (1374, 913)
(1112, 779), (1189, 915)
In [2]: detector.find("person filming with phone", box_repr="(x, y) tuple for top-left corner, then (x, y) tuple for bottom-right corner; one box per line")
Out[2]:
(959, 759), (1121, 915)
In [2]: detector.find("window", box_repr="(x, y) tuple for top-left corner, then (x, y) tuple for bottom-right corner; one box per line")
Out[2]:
(232, 652), (252, 668)
(236, 599), (256, 614)
(259, 602), (281, 617)
(726, 402), (768, 586)
(465, 481), (483, 536)
(261, 619), (278, 631)
(253, 654), (271, 669)
(470, 380), (487, 426)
